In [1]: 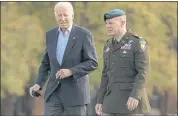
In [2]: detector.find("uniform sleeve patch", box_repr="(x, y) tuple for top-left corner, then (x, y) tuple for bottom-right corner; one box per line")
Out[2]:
(140, 40), (146, 51)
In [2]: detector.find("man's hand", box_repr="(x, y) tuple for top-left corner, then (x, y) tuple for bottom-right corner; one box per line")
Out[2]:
(95, 104), (102, 116)
(56, 69), (72, 79)
(29, 84), (41, 97)
(126, 97), (139, 111)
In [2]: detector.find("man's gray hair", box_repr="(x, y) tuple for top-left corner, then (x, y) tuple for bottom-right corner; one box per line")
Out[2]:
(117, 15), (126, 23)
(54, 2), (74, 15)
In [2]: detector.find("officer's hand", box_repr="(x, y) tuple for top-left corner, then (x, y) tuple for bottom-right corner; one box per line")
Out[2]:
(126, 97), (139, 111)
(56, 69), (72, 79)
(95, 104), (102, 116)
(29, 84), (41, 97)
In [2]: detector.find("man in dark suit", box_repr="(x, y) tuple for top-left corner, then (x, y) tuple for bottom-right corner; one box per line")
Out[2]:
(29, 2), (98, 116)
(95, 9), (151, 116)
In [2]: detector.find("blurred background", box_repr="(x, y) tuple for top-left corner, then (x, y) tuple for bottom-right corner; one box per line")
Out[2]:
(1, 2), (177, 116)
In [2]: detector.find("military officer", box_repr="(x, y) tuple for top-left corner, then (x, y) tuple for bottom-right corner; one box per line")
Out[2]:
(95, 9), (151, 116)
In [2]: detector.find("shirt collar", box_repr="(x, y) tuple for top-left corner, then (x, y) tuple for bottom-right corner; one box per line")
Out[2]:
(115, 31), (127, 42)
(58, 24), (73, 33)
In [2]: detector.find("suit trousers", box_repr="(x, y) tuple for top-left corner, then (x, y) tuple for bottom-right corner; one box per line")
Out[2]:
(102, 112), (144, 116)
(43, 85), (87, 116)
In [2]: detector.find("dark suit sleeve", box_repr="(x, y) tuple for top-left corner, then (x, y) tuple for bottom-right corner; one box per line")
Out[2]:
(70, 32), (98, 80)
(97, 45), (109, 104)
(130, 39), (149, 100)
(36, 35), (50, 89)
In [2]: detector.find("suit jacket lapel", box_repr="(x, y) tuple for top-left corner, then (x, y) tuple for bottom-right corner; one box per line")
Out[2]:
(53, 28), (61, 67)
(61, 24), (77, 66)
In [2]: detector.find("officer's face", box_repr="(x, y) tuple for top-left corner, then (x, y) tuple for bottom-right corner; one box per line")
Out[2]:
(105, 18), (122, 37)
(54, 7), (74, 31)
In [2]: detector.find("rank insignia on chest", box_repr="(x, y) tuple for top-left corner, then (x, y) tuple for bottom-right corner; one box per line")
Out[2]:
(121, 43), (131, 50)
(104, 47), (110, 52)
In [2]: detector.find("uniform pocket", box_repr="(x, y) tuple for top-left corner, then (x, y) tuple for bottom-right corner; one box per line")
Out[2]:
(118, 58), (131, 67)
(119, 83), (134, 91)
(118, 50), (134, 68)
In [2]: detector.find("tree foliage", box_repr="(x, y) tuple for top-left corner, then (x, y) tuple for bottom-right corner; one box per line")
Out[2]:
(1, 2), (44, 98)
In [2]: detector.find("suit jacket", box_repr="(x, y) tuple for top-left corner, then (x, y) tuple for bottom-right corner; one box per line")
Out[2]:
(97, 30), (151, 114)
(36, 24), (98, 106)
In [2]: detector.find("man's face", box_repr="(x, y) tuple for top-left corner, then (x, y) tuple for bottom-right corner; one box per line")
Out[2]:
(105, 18), (122, 37)
(55, 7), (73, 30)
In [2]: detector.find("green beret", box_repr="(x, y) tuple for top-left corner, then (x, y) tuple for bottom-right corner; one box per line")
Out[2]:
(104, 9), (126, 22)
